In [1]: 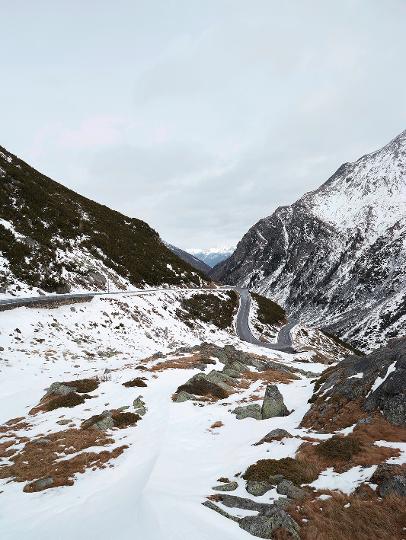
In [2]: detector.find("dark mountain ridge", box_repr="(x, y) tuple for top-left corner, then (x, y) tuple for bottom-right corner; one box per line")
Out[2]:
(0, 145), (209, 295)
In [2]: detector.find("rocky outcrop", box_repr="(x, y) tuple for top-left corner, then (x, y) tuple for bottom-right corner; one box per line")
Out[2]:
(232, 384), (289, 421)
(371, 464), (406, 497)
(208, 494), (300, 539)
(173, 344), (300, 404)
(302, 337), (406, 430)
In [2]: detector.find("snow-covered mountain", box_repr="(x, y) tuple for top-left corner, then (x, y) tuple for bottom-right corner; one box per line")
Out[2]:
(189, 247), (235, 268)
(212, 130), (406, 351)
(0, 146), (208, 297)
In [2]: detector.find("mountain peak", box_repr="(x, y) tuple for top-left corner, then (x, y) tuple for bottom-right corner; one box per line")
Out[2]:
(213, 130), (406, 351)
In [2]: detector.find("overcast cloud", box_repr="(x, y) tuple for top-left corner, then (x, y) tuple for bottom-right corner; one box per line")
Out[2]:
(1, 0), (406, 249)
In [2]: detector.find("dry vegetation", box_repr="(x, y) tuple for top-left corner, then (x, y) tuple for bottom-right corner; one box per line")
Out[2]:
(150, 353), (215, 372)
(287, 491), (406, 540)
(301, 396), (366, 431)
(243, 457), (319, 485)
(176, 291), (238, 330)
(0, 428), (127, 492)
(122, 377), (148, 388)
(240, 367), (299, 386)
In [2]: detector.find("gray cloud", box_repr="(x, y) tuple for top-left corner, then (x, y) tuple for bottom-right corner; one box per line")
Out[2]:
(1, 0), (406, 249)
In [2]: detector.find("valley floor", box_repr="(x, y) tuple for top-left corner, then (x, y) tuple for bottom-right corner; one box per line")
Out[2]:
(0, 292), (404, 539)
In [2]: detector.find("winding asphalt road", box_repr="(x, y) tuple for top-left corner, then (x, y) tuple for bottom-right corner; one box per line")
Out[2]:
(0, 287), (297, 353)
(232, 287), (297, 353)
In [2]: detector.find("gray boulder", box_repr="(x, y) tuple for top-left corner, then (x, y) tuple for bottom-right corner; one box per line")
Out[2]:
(261, 385), (289, 419)
(212, 481), (239, 492)
(239, 509), (300, 539)
(91, 412), (115, 431)
(133, 396), (147, 416)
(276, 480), (306, 500)
(246, 480), (273, 496)
(45, 382), (76, 397)
(233, 404), (262, 420)
(255, 428), (292, 445)
(26, 476), (54, 491)
(173, 391), (195, 403)
(202, 500), (240, 523)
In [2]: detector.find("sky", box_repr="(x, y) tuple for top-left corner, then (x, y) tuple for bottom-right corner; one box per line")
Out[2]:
(1, 0), (406, 251)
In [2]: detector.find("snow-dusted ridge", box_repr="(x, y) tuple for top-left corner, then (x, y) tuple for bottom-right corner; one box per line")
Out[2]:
(213, 129), (406, 351)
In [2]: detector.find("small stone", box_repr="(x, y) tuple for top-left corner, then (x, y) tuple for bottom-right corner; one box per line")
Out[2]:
(212, 481), (238, 492)
(32, 437), (51, 446)
(257, 428), (292, 444)
(133, 397), (147, 416)
(26, 477), (54, 491)
(56, 419), (71, 425)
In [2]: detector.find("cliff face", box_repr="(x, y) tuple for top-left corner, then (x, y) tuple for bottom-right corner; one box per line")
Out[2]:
(212, 131), (406, 351)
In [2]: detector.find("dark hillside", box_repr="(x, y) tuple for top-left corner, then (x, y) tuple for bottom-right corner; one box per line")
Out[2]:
(0, 146), (209, 294)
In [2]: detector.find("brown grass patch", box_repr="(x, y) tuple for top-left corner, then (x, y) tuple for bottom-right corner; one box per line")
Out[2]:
(297, 434), (400, 475)
(0, 440), (16, 458)
(287, 491), (406, 540)
(316, 435), (362, 461)
(122, 377), (148, 388)
(151, 353), (214, 372)
(301, 396), (365, 432)
(64, 378), (99, 393)
(0, 428), (127, 491)
(353, 413), (406, 443)
(243, 457), (319, 485)
(240, 368), (298, 386)
(176, 378), (229, 400)
(0, 417), (30, 434)
(30, 392), (87, 414)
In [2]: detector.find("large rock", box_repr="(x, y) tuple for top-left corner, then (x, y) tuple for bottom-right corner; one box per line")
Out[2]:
(246, 480), (273, 496)
(261, 385), (289, 419)
(173, 391), (195, 403)
(371, 464), (406, 497)
(175, 371), (233, 400)
(45, 382), (76, 397)
(239, 509), (300, 539)
(233, 404), (262, 420)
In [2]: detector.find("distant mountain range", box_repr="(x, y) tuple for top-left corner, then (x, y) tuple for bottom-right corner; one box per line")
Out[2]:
(212, 130), (406, 351)
(0, 146), (209, 296)
(188, 247), (235, 268)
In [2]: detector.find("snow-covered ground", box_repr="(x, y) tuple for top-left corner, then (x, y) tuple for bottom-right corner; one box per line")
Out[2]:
(0, 291), (402, 539)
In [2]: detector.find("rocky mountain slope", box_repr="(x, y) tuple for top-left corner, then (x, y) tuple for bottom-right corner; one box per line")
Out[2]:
(165, 242), (211, 275)
(0, 146), (208, 296)
(212, 130), (406, 352)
